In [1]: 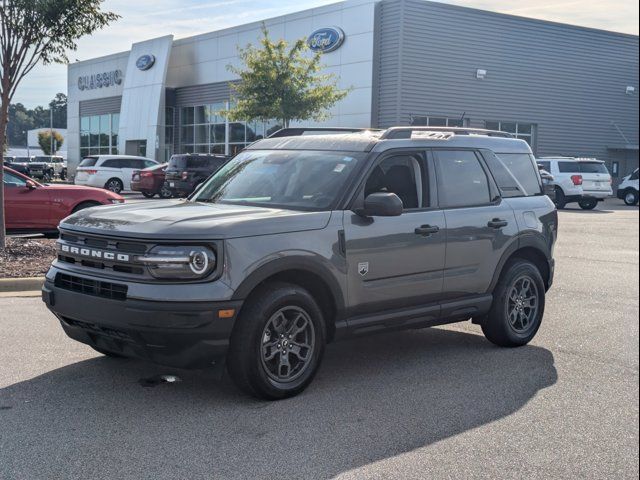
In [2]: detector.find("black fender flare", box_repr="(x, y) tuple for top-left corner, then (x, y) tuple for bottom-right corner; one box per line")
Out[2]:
(231, 255), (346, 314)
(487, 232), (553, 293)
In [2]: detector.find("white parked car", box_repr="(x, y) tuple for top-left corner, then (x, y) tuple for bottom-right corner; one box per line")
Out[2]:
(75, 155), (158, 193)
(536, 157), (613, 210)
(616, 168), (639, 206)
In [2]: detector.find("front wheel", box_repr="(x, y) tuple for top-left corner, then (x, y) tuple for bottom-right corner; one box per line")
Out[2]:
(227, 282), (326, 400)
(623, 190), (639, 206)
(159, 183), (173, 199)
(482, 259), (545, 347)
(579, 198), (598, 210)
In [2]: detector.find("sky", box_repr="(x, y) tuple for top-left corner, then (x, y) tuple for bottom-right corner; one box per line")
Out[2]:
(11, 0), (640, 108)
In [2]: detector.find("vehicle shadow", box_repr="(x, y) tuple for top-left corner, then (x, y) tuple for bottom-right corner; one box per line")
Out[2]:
(0, 328), (557, 480)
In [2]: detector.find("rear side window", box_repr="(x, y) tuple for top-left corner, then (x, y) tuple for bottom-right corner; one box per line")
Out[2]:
(79, 157), (98, 167)
(537, 161), (551, 172)
(484, 153), (542, 197)
(435, 150), (491, 208)
(101, 159), (121, 168)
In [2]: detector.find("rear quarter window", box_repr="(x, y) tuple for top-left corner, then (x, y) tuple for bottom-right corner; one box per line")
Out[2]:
(485, 152), (542, 197)
(79, 157), (98, 167)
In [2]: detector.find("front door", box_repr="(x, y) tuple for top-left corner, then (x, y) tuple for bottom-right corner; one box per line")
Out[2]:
(3, 171), (51, 229)
(343, 151), (446, 319)
(433, 149), (518, 300)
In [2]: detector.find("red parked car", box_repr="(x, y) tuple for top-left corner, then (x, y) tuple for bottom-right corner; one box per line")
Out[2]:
(130, 163), (171, 198)
(3, 166), (124, 236)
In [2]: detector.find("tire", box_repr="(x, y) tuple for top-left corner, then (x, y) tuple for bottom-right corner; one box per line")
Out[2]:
(42, 172), (52, 183)
(227, 282), (326, 400)
(91, 346), (125, 358)
(72, 201), (101, 213)
(482, 259), (546, 347)
(623, 189), (639, 206)
(554, 187), (567, 209)
(159, 183), (173, 199)
(60, 169), (66, 181)
(579, 198), (598, 210)
(104, 178), (123, 193)
(141, 191), (156, 198)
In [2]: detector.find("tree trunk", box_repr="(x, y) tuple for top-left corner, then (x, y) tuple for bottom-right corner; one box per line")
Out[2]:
(0, 90), (8, 250)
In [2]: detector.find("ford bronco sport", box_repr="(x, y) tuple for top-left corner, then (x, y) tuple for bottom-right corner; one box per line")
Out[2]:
(42, 127), (557, 400)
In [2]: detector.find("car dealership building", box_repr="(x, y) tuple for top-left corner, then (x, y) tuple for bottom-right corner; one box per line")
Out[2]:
(67, 0), (639, 182)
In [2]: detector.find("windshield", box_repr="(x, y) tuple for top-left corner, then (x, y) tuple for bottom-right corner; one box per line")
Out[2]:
(193, 149), (365, 210)
(34, 156), (51, 163)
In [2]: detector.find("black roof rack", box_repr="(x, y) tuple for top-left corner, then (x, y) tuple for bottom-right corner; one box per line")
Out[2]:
(380, 126), (513, 139)
(268, 127), (382, 138)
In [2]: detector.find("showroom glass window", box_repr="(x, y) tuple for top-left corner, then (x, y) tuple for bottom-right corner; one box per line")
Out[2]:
(80, 113), (119, 158)
(178, 103), (282, 156)
(411, 115), (465, 127)
(485, 121), (535, 148)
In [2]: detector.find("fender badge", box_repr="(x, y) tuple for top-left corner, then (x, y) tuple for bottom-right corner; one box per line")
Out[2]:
(358, 262), (369, 276)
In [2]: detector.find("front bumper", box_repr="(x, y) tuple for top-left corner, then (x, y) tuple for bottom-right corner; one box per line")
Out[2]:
(42, 278), (242, 370)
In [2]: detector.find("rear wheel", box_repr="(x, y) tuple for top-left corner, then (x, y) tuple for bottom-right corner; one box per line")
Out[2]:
(554, 187), (567, 209)
(227, 282), (326, 400)
(579, 198), (598, 210)
(141, 191), (156, 198)
(104, 178), (123, 193)
(482, 259), (545, 347)
(623, 190), (639, 206)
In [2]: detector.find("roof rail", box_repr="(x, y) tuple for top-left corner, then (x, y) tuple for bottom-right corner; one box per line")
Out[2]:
(380, 126), (514, 139)
(268, 127), (382, 138)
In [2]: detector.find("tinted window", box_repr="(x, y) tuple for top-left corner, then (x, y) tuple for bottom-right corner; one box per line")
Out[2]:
(364, 154), (426, 209)
(631, 169), (639, 181)
(436, 150), (491, 207)
(79, 157), (98, 167)
(34, 156), (51, 163)
(100, 159), (121, 168)
(578, 162), (608, 174)
(537, 161), (551, 172)
(3, 171), (27, 187)
(484, 153), (542, 197)
(15, 156), (32, 163)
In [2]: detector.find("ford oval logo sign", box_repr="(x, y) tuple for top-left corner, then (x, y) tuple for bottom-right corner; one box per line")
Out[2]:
(136, 54), (155, 71)
(307, 27), (345, 53)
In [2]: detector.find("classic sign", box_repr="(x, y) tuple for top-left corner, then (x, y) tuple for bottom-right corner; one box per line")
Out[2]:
(307, 27), (345, 53)
(77, 70), (123, 91)
(136, 54), (156, 71)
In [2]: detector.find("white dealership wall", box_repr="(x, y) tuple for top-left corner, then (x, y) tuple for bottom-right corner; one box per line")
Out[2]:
(66, 0), (377, 171)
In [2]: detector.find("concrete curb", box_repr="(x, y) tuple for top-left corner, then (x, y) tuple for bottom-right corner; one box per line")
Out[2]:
(0, 277), (45, 293)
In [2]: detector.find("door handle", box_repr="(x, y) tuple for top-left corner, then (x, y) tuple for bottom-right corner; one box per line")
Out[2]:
(487, 218), (509, 229)
(414, 224), (440, 236)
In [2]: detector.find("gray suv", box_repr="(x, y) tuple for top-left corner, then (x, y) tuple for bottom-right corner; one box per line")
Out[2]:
(42, 127), (557, 400)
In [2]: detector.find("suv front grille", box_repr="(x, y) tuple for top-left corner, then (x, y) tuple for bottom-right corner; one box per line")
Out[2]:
(55, 273), (128, 301)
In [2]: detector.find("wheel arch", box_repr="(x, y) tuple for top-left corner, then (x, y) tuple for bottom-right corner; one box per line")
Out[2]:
(71, 199), (102, 214)
(489, 234), (553, 293)
(232, 257), (345, 342)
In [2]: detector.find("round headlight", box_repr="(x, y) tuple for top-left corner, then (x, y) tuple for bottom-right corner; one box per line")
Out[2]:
(189, 250), (209, 275)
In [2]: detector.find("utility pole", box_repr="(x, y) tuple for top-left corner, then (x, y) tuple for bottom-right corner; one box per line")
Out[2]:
(50, 105), (54, 154)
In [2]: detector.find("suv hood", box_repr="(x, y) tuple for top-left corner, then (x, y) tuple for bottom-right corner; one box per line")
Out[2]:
(60, 200), (332, 240)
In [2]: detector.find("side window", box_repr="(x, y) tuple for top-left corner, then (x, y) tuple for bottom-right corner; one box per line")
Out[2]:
(484, 153), (542, 197)
(3, 171), (28, 187)
(363, 153), (426, 210)
(144, 160), (156, 168)
(435, 150), (491, 208)
(629, 169), (638, 181)
(101, 159), (119, 168)
(538, 161), (551, 172)
(558, 162), (576, 173)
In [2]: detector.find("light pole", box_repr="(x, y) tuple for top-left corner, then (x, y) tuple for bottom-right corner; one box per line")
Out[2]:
(50, 105), (54, 155)
(23, 130), (29, 156)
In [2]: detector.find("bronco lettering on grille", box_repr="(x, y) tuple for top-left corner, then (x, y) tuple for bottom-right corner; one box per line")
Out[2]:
(60, 244), (130, 262)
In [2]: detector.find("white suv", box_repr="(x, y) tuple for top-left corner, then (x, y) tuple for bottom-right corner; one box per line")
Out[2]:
(75, 155), (158, 193)
(616, 168), (639, 206)
(537, 157), (612, 210)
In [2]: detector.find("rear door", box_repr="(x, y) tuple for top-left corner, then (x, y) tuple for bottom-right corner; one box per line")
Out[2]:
(343, 150), (446, 320)
(434, 149), (518, 300)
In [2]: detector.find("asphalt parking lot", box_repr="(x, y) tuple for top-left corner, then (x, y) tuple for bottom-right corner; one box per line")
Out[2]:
(0, 199), (638, 480)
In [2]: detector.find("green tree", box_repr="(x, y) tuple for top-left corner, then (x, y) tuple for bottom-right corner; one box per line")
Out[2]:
(226, 25), (349, 129)
(37, 129), (64, 155)
(0, 1), (118, 249)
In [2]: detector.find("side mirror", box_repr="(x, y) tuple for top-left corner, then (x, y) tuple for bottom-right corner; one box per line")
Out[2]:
(358, 192), (403, 217)
(26, 180), (37, 190)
